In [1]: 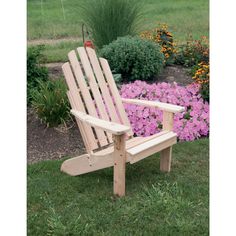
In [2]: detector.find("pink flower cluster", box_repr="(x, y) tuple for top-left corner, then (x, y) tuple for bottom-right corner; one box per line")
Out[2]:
(120, 81), (209, 141)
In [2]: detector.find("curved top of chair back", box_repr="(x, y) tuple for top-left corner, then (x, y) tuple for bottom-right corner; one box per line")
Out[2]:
(62, 47), (133, 153)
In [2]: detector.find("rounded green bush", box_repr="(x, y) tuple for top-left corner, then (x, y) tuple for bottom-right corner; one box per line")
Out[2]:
(100, 36), (164, 81)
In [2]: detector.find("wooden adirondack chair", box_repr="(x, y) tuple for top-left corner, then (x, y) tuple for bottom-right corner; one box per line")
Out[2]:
(61, 46), (185, 196)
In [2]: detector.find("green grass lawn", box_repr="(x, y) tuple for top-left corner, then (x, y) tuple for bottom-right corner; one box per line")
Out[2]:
(27, 0), (208, 63)
(28, 138), (209, 235)
(27, 0), (209, 41)
(40, 41), (83, 63)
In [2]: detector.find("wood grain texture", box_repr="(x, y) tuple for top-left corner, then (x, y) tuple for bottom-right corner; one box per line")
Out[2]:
(67, 91), (95, 152)
(162, 111), (174, 131)
(99, 58), (133, 137)
(61, 153), (116, 176)
(128, 132), (177, 164)
(68, 50), (108, 147)
(71, 110), (131, 135)
(62, 63), (98, 151)
(113, 134), (126, 196)
(122, 98), (185, 113)
(61, 48), (180, 196)
(160, 147), (172, 172)
(77, 47), (112, 143)
(86, 48), (121, 124)
(160, 111), (175, 172)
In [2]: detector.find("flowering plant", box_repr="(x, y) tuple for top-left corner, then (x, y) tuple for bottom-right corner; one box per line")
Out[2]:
(120, 81), (209, 141)
(175, 36), (210, 102)
(191, 62), (210, 102)
(175, 35), (209, 67)
(192, 62), (209, 84)
(140, 24), (177, 65)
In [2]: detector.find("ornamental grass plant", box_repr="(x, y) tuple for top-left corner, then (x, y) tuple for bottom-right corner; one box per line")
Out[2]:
(80, 0), (143, 48)
(27, 45), (48, 104)
(31, 79), (70, 127)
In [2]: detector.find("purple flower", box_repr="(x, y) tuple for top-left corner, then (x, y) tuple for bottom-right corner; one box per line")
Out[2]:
(120, 81), (209, 141)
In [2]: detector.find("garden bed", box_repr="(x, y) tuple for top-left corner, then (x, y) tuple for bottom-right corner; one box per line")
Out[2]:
(46, 63), (193, 86)
(27, 65), (193, 164)
(27, 108), (85, 164)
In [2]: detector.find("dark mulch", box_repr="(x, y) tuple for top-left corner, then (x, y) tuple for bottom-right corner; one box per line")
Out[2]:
(45, 62), (63, 80)
(46, 63), (193, 86)
(27, 64), (192, 164)
(27, 108), (86, 164)
(156, 65), (192, 86)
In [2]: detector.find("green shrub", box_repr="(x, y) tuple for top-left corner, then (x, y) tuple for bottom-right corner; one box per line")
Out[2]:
(175, 36), (209, 67)
(27, 45), (48, 104)
(31, 79), (70, 127)
(100, 36), (164, 81)
(80, 0), (143, 48)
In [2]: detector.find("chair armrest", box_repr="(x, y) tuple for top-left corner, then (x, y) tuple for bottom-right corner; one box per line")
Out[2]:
(71, 110), (131, 135)
(121, 98), (185, 113)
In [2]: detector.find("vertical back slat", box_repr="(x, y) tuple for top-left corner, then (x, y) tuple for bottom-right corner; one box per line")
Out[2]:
(99, 58), (133, 137)
(62, 62), (98, 151)
(67, 91), (92, 153)
(86, 47), (121, 124)
(68, 50), (108, 147)
(77, 47), (112, 142)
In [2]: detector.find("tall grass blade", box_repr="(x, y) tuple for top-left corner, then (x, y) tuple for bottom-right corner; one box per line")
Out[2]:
(60, 0), (66, 20)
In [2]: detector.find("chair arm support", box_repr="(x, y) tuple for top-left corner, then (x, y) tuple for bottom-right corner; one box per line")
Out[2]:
(121, 98), (185, 113)
(71, 110), (131, 135)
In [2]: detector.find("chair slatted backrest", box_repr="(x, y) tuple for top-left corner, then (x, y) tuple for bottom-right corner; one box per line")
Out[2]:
(62, 47), (133, 153)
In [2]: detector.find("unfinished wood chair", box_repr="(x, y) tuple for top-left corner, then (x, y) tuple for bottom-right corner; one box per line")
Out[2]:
(61, 46), (185, 196)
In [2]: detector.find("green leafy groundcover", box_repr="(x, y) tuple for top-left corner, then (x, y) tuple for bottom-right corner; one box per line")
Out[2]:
(28, 139), (209, 235)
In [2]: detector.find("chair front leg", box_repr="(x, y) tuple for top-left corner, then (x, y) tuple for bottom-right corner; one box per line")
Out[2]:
(160, 111), (174, 172)
(160, 147), (172, 172)
(113, 134), (126, 197)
